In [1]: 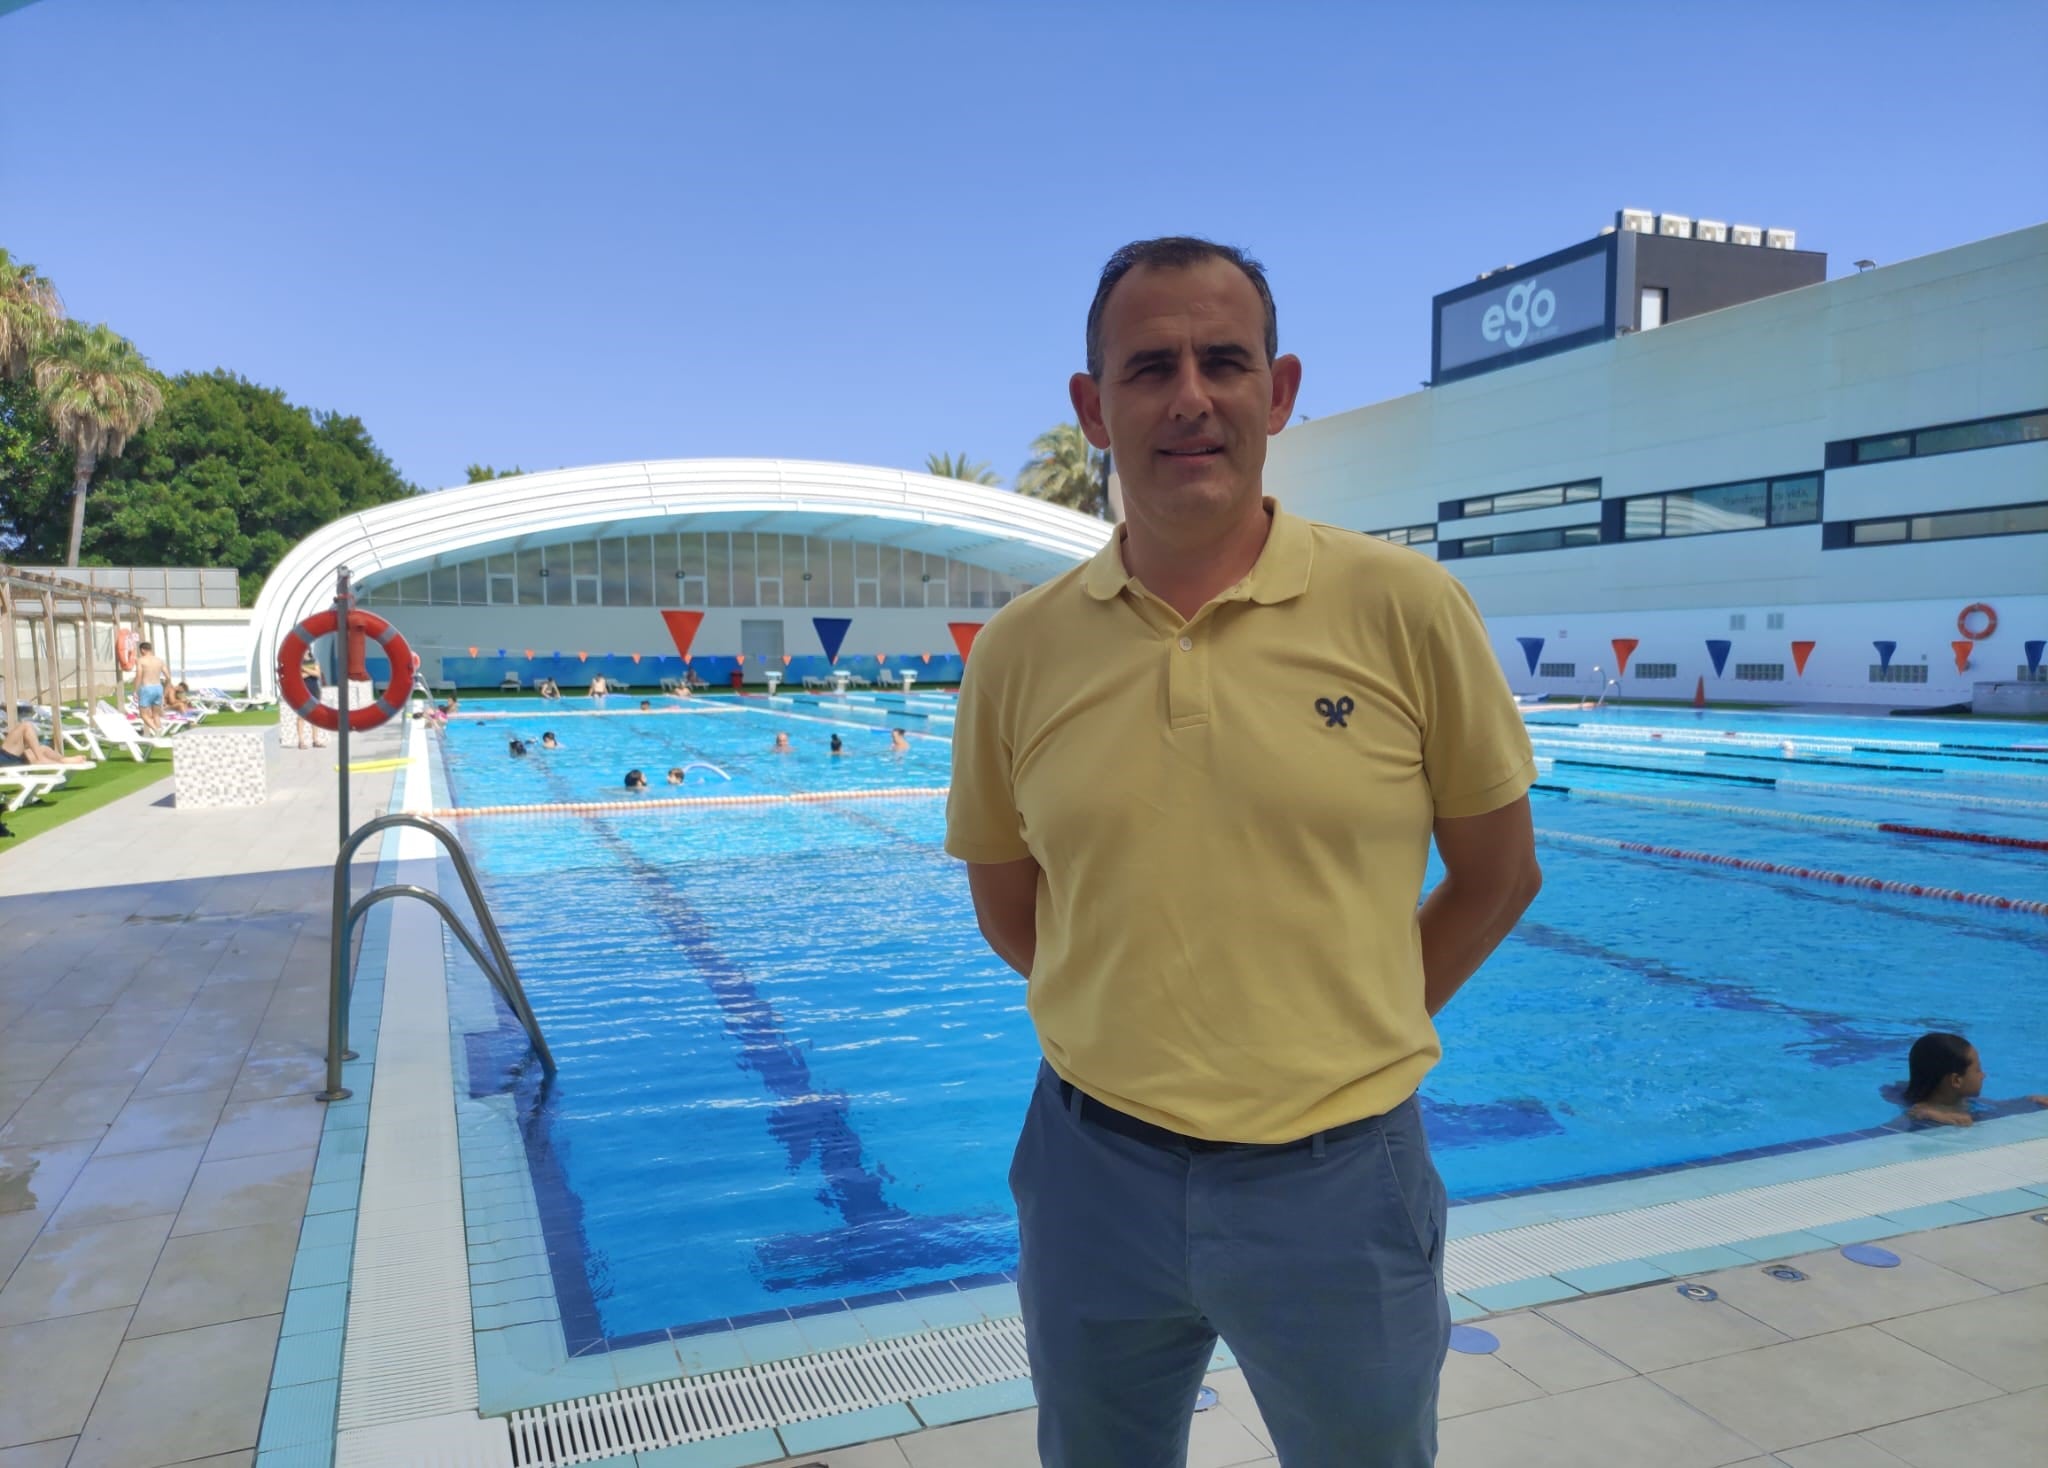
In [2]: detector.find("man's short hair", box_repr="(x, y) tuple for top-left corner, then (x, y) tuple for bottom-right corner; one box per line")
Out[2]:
(138, 640), (153, 652)
(1085, 236), (1278, 379)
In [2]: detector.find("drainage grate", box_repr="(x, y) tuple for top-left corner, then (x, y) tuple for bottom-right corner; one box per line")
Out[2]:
(507, 1317), (1030, 1467)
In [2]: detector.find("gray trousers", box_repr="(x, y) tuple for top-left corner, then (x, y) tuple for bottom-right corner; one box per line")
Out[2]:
(1010, 1062), (1450, 1467)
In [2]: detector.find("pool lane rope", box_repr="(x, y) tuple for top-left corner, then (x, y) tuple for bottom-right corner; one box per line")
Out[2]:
(429, 784), (950, 819)
(1535, 828), (2048, 918)
(1535, 784), (2048, 851)
(1777, 779), (2048, 813)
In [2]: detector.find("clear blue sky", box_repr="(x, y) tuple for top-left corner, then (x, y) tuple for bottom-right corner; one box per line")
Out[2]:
(6, 0), (2044, 493)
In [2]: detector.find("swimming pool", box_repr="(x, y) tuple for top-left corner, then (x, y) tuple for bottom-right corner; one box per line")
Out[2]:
(434, 694), (2048, 1347)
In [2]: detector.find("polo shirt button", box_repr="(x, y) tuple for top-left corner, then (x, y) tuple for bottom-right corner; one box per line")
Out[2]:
(1178, 636), (1193, 651)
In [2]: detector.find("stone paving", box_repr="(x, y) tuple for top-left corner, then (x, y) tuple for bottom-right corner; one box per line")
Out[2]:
(3, 714), (2045, 1466)
(0, 721), (401, 1467)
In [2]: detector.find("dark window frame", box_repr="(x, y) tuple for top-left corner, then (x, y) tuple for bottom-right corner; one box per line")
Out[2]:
(1610, 471), (1824, 543)
(1438, 521), (1602, 561)
(1365, 523), (1437, 546)
(1823, 498), (2048, 550)
(1825, 408), (2048, 469)
(1441, 478), (1602, 521)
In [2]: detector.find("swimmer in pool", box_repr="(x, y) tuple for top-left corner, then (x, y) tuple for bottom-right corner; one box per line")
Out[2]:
(667, 767), (685, 785)
(623, 768), (647, 791)
(890, 728), (911, 753)
(1889, 1032), (2048, 1128)
(508, 738), (529, 758)
(540, 731), (560, 749)
(772, 732), (792, 754)
(640, 699), (653, 711)
(829, 733), (844, 755)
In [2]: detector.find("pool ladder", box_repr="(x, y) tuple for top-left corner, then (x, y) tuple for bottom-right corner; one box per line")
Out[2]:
(318, 812), (556, 1102)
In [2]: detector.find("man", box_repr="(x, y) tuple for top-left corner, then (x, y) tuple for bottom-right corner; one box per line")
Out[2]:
(946, 238), (1541, 1467)
(132, 641), (169, 735)
(1, 721), (91, 767)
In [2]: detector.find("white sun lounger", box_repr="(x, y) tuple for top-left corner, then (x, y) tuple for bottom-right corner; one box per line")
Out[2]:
(0, 764), (69, 812)
(93, 703), (175, 761)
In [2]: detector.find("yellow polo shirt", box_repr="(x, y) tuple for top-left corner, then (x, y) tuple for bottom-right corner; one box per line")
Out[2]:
(945, 501), (1536, 1142)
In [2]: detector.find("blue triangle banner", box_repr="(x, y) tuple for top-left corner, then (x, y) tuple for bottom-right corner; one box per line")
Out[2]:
(1873, 639), (1896, 671)
(1516, 636), (1544, 675)
(2027, 640), (2045, 675)
(1705, 639), (1731, 677)
(813, 617), (852, 664)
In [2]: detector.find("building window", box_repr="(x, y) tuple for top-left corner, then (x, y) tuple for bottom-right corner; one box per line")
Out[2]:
(1440, 523), (1600, 560)
(1537, 662), (1576, 678)
(1366, 523), (1436, 545)
(1443, 479), (1600, 520)
(1634, 662), (1678, 680)
(1830, 499), (2048, 549)
(1639, 287), (1667, 330)
(1618, 471), (1822, 541)
(2019, 665), (2048, 683)
(1827, 408), (2048, 468)
(1767, 612), (1785, 630)
(1869, 664), (1929, 683)
(1734, 663), (1785, 681)
(1729, 614), (1747, 631)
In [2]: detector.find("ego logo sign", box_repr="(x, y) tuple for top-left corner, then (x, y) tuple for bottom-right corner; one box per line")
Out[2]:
(1481, 279), (1557, 349)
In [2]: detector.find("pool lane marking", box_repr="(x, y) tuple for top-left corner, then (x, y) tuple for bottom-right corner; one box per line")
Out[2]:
(1533, 785), (2048, 851)
(1535, 828), (2048, 917)
(428, 786), (949, 819)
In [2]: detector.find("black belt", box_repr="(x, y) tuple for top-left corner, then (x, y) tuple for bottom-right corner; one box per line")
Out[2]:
(1055, 1077), (1394, 1154)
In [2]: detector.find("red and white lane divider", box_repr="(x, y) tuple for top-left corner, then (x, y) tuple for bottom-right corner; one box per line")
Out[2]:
(1876, 823), (2048, 853)
(430, 785), (949, 819)
(1535, 828), (2048, 917)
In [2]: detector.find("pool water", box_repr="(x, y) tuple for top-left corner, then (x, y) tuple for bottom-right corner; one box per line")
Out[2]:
(436, 695), (2048, 1342)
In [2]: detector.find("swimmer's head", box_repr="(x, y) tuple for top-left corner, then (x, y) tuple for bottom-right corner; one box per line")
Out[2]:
(624, 768), (647, 790)
(830, 733), (844, 753)
(1904, 1032), (1981, 1104)
(773, 732), (791, 750)
(540, 732), (558, 748)
(640, 700), (652, 711)
(667, 767), (685, 785)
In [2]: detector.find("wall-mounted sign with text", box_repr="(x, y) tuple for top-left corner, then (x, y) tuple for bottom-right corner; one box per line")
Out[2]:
(1432, 237), (1618, 385)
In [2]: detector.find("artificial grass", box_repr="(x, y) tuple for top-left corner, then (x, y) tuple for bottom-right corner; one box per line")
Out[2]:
(0, 706), (279, 851)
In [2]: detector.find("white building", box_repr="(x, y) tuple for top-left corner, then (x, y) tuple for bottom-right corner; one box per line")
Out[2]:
(1265, 221), (2047, 708)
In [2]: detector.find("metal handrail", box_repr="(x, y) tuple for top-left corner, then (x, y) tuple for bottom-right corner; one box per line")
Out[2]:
(319, 812), (555, 1102)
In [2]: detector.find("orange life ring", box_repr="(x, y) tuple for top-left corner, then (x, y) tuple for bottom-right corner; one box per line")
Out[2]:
(115, 627), (139, 672)
(1957, 603), (1997, 641)
(277, 609), (413, 732)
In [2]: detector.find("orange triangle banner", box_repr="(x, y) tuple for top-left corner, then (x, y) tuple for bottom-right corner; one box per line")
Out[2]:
(948, 621), (985, 662)
(1610, 637), (1638, 677)
(660, 609), (705, 660)
(782, 654), (792, 665)
(1951, 640), (1974, 673)
(1791, 640), (1816, 676)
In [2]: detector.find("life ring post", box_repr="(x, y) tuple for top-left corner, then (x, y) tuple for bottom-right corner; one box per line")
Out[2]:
(1958, 603), (1997, 642)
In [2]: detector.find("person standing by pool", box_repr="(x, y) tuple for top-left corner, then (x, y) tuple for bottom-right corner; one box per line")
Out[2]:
(133, 640), (170, 736)
(589, 674), (609, 703)
(948, 237), (1541, 1466)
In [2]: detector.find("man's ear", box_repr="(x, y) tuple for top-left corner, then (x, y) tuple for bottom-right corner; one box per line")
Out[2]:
(1266, 353), (1303, 435)
(1070, 372), (1111, 451)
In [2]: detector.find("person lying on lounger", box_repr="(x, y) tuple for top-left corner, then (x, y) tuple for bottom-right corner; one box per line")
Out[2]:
(1, 722), (92, 767)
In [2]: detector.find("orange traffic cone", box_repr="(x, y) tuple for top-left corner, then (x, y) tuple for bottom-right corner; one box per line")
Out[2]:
(1692, 675), (1707, 709)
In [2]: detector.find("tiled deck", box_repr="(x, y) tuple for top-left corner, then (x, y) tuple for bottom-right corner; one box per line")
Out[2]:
(4, 714), (2046, 1466)
(0, 721), (402, 1467)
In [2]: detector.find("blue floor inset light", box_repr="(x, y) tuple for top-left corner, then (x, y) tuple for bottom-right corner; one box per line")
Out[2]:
(1676, 1283), (1719, 1302)
(1193, 1386), (1219, 1413)
(1449, 1325), (1500, 1355)
(1841, 1244), (1901, 1268)
(1764, 1264), (1807, 1282)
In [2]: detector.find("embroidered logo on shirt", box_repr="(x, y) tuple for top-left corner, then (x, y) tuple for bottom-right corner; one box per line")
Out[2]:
(1315, 695), (1355, 727)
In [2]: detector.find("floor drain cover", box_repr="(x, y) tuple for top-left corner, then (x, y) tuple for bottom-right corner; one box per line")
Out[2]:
(1449, 1325), (1501, 1355)
(1193, 1386), (1218, 1413)
(2032, 1213), (2048, 1226)
(1676, 1283), (1719, 1302)
(1764, 1265), (1808, 1282)
(1841, 1244), (1901, 1268)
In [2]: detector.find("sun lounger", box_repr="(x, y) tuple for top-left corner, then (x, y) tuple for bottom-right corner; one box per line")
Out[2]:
(500, 672), (523, 691)
(0, 764), (69, 812)
(93, 702), (175, 761)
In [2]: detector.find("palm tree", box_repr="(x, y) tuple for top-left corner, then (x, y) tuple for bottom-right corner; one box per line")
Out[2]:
(0, 248), (64, 380)
(923, 452), (1001, 486)
(1016, 422), (1105, 517)
(33, 322), (164, 566)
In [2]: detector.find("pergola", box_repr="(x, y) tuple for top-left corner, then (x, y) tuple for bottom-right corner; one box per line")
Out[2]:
(0, 563), (152, 729)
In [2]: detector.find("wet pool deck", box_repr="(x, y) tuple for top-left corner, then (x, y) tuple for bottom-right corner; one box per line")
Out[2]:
(2, 717), (2044, 1466)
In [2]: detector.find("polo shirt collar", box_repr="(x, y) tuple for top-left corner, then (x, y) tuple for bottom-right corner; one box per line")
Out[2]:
(1082, 498), (1314, 606)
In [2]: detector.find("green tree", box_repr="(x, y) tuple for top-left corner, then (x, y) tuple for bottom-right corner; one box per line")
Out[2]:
(33, 321), (164, 565)
(0, 248), (63, 380)
(464, 463), (524, 483)
(923, 452), (1001, 486)
(1015, 422), (1106, 517)
(15, 371), (418, 600)
(0, 371), (73, 555)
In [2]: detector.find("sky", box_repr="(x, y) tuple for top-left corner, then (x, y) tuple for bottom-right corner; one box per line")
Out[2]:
(4, 0), (2044, 493)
